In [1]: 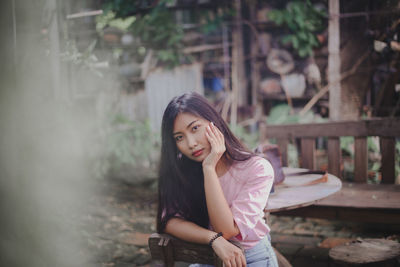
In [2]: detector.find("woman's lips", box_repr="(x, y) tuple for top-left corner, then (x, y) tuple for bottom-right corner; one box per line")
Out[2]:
(192, 149), (204, 157)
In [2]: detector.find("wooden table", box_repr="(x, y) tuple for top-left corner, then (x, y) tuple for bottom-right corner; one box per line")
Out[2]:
(264, 167), (342, 267)
(265, 167), (342, 213)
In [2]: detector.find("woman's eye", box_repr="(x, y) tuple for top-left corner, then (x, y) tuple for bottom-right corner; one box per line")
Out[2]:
(175, 136), (183, 142)
(192, 125), (200, 131)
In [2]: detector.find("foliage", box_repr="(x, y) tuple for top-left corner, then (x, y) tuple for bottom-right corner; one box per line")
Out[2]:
(93, 114), (160, 180)
(268, 0), (326, 57)
(199, 9), (235, 34)
(100, 0), (184, 67)
(60, 40), (105, 77)
(229, 124), (259, 151)
(265, 104), (324, 168)
(96, 11), (136, 32)
(266, 104), (325, 125)
(340, 136), (397, 183)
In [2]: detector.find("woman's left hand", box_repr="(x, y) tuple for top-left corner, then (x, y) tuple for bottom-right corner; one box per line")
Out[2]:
(202, 122), (226, 169)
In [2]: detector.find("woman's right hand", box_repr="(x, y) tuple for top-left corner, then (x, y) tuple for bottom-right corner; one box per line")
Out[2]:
(212, 237), (246, 267)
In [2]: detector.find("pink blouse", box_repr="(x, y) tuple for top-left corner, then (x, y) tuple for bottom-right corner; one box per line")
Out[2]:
(217, 156), (274, 249)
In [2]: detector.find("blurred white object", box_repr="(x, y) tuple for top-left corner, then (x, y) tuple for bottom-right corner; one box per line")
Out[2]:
(304, 62), (321, 86)
(395, 84), (400, 93)
(121, 33), (134, 46)
(373, 40), (400, 52)
(374, 40), (387, 52)
(281, 73), (306, 97)
(267, 49), (294, 75)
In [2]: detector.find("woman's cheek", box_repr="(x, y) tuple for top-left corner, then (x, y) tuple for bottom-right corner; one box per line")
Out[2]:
(176, 142), (184, 154)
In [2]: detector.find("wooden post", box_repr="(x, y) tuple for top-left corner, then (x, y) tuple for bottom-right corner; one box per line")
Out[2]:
(222, 24), (230, 100)
(277, 138), (288, 167)
(231, 40), (238, 127)
(301, 138), (316, 170)
(249, 2), (260, 107)
(328, 0), (341, 121)
(231, 0), (247, 126)
(380, 137), (395, 184)
(354, 137), (368, 183)
(328, 137), (341, 178)
(162, 238), (175, 267)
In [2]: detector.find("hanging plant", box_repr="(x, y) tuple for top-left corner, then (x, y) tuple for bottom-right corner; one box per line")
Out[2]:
(268, 0), (327, 57)
(100, 0), (184, 67)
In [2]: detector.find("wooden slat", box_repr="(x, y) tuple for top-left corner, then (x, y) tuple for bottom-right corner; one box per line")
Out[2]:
(300, 138), (315, 169)
(316, 182), (400, 209)
(274, 206), (400, 224)
(277, 138), (288, 166)
(328, 137), (341, 178)
(163, 238), (174, 267)
(261, 118), (400, 139)
(366, 118), (400, 136)
(354, 137), (367, 183)
(149, 233), (222, 266)
(380, 137), (396, 184)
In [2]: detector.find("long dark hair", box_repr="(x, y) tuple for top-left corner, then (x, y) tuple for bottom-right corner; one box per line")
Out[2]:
(156, 92), (253, 233)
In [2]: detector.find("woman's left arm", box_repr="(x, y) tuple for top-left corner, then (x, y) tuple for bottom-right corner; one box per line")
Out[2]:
(202, 122), (239, 239)
(203, 166), (240, 239)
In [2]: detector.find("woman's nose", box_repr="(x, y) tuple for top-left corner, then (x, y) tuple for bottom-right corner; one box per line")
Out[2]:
(186, 135), (198, 149)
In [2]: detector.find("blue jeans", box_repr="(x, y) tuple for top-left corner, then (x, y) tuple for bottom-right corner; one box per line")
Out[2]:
(189, 235), (278, 267)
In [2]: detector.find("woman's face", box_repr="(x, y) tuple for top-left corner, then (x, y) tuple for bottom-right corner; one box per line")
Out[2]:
(173, 112), (211, 162)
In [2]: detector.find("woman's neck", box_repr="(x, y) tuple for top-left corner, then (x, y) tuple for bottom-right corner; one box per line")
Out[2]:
(215, 157), (231, 178)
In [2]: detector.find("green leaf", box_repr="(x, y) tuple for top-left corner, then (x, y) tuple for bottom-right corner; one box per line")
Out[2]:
(268, 10), (285, 25)
(266, 104), (294, 125)
(281, 35), (293, 44)
(298, 48), (307, 57)
(292, 36), (299, 49)
(297, 31), (307, 41)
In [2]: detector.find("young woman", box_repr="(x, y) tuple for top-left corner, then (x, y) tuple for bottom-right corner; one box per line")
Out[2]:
(157, 92), (278, 267)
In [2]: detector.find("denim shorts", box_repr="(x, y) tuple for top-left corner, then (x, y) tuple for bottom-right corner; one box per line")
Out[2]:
(189, 235), (278, 267)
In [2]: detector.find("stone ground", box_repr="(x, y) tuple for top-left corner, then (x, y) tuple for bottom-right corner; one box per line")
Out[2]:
(80, 178), (400, 267)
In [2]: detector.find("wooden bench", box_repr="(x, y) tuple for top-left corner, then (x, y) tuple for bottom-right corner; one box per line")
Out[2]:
(148, 233), (292, 267)
(148, 233), (223, 267)
(259, 118), (400, 224)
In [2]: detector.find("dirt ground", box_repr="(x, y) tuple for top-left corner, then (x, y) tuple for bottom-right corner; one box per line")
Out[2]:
(79, 178), (157, 267)
(79, 178), (399, 267)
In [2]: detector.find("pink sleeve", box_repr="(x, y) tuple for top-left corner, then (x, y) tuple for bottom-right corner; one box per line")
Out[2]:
(231, 158), (274, 241)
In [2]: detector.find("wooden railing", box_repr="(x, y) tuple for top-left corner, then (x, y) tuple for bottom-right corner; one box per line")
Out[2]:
(259, 118), (400, 224)
(260, 118), (400, 183)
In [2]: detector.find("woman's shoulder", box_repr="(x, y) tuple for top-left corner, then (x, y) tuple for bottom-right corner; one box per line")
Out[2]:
(231, 155), (274, 182)
(234, 155), (271, 169)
